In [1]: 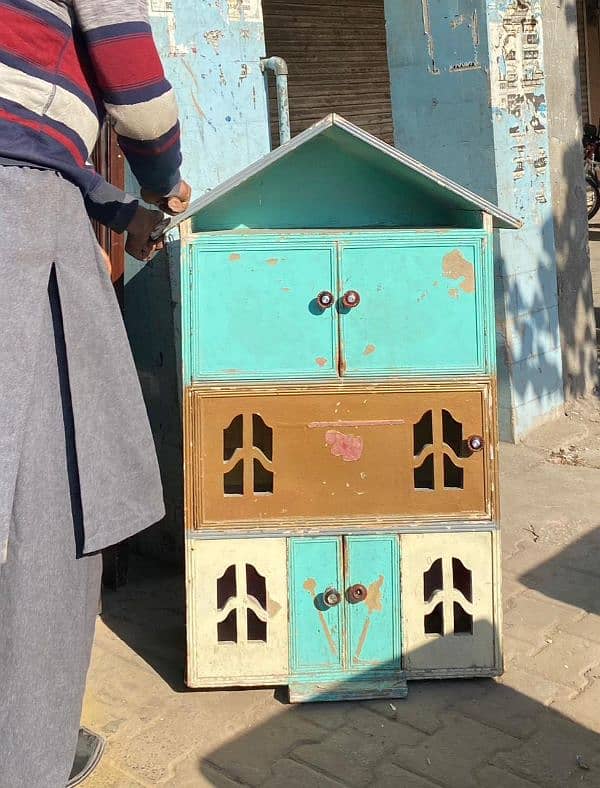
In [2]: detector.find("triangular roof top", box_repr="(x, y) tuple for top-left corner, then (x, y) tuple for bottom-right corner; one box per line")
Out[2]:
(169, 114), (521, 231)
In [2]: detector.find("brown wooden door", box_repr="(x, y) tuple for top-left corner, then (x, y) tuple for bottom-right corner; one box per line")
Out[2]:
(186, 384), (494, 528)
(91, 122), (128, 589)
(91, 122), (125, 293)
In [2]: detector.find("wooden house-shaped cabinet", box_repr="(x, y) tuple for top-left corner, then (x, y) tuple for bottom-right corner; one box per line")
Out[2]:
(177, 115), (520, 702)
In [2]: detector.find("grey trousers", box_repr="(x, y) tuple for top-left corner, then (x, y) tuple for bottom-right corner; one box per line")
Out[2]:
(0, 270), (102, 788)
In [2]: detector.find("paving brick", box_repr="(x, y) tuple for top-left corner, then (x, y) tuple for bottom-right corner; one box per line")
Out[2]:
(474, 765), (540, 787)
(503, 543), (563, 578)
(391, 712), (520, 788)
(560, 613), (600, 644)
(82, 761), (148, 788)
(261, 758), (346, 788)
(502, 633), (539, 665)
(450, 680), (546, 739)
(365, 692), (445, 735)
(527, 633), (599, 691)
(502, 577), (527, 601)
(372, 762), (441, 787)
(492, 715), (600, 788)
(521, 568), (600, 616)
(503, 594), (577, 647)
(170, 759), (246, 787)
(207, 710), (323, 786)
(106, 693), (277, 784)
(293, 701), (355, 731)
(550, 680), (600, 734)
(294, 717), (423, 788)
(497, 666), (569, 706)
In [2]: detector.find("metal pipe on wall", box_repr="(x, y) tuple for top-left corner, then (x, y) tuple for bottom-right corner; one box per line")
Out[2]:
(260, 56), (291, 145)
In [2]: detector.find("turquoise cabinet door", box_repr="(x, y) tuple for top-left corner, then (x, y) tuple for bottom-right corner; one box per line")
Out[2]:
(187, 240), (338, 382)
(339, 234), (490, 376)
(345, 535), (400, 673)
(289, 537), (344, 675)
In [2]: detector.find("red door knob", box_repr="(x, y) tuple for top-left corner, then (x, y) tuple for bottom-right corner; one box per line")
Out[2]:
(316, 291), (334, 309)
(347, 583), (368, 603)
(342, 290), (361, 309)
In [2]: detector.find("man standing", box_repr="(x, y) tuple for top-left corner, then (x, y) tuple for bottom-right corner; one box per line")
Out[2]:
(0, 1), (191, 785)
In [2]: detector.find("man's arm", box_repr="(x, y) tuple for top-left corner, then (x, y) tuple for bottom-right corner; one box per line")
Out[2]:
(84, 166), (167, 262)
(73, 0), (184, 199)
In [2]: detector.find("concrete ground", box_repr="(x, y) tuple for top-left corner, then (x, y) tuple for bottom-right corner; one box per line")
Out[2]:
(81, 238), (600, 787)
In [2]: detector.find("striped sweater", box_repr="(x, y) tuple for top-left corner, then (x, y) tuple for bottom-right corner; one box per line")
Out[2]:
(0, 0), (182, 230)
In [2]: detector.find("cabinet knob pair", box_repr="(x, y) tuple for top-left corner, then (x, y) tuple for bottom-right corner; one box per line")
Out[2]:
(322, 584), (368, 607)
(317, 291), (361, 310)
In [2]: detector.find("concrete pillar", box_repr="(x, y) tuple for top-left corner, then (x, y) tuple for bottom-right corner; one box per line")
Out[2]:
(543, 0), (597, 402)
(124, 0), (271, 561)
(385, 0), (568, 440)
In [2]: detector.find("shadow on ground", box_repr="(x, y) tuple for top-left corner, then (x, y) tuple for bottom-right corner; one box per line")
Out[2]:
(519, 526), (600, 615)
(101, 556), (187, 692)
(100, 554), (600, 786)
(194, 676), (600, 787)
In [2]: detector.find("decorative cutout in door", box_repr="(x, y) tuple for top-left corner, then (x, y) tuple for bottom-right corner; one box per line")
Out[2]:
(422, 555), (474, 637)
(413, 408), (466, 491)
(223, 413), (274, 496)
(216, 562), (269, 644)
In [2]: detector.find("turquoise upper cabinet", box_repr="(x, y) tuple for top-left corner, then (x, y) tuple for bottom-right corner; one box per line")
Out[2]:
(340, 234), (490, 376)
(188, 240), (338, 381)
(179, 115), (520, 385)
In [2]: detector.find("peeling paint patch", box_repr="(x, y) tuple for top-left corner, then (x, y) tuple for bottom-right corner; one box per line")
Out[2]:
(229, 253), (241, 261)
(303, 578), (316, 595)
(266, 257), (279, 266)
(266, 594), (281, 617)
(204, 29), (224, 54)
(281, 287), (290, 292)
(325, 431), (363, 462)
(365, 575), (384, 613)
(421, 0), (439, 74)
(443, 250), (475, 293)
(228, 0), (261, 21)
(448, 287), (459, 299)
(315, 357), (328, 368)
(363, 344), (376, 356)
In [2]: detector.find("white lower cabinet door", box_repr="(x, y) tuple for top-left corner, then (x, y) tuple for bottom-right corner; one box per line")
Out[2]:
(401, 531), (499, 676)
(186, 537), (289, 687)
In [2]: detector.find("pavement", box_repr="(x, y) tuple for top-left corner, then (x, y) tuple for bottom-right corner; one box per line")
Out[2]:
(81, 238), (600, 787)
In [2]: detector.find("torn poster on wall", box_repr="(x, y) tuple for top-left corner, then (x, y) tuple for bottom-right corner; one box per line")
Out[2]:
(489, 0), (549, 215)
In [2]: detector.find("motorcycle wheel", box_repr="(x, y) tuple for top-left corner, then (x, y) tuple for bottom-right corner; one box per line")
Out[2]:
(586, 175), (600, 220)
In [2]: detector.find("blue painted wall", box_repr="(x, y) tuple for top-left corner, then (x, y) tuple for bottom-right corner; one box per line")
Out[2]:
(384, 0), (564, 439)
(124, 0), (271, 560)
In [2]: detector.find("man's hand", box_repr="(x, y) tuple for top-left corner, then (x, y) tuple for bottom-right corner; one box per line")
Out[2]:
(125, 205), (166, 262)
(141, 179), (191, 215)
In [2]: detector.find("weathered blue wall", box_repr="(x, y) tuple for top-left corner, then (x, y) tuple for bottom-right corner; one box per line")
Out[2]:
(385, 0), (564, 440)
(124, 0), (270, 560)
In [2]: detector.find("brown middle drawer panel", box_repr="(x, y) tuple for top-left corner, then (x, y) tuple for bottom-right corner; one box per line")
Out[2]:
(185, 383), (495, 528)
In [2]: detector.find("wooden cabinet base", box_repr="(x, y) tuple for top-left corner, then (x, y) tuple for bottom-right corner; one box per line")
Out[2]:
(289, 677), (409, 703)
(185, 528), (502, 699)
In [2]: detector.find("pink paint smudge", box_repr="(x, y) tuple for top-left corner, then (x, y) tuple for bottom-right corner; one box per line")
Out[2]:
(325, 431), (363, 462)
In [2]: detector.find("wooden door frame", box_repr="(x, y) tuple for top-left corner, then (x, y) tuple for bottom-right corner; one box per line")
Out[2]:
(91, 123), (129, 589)
(91, 122), (126, 302)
